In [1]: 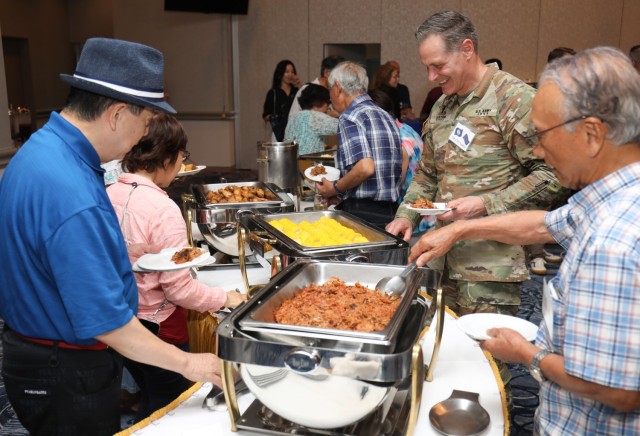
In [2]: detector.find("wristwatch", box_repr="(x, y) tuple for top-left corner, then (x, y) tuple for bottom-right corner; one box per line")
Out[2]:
(333, 179), (345, 196)
(529, 349), (552, 383)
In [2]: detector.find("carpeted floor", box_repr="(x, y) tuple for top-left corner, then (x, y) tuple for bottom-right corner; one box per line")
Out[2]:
(0, 168), (560, 435)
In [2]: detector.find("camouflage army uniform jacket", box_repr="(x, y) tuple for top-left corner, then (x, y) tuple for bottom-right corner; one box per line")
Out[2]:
(397, 65), (566, 283)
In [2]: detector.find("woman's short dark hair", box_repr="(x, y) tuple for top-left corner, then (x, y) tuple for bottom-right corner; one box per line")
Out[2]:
(369, 88), (395, 116)
(271, 59), (297, 89)
(122, 112), (187, 174)
(297, 84), (330, 110)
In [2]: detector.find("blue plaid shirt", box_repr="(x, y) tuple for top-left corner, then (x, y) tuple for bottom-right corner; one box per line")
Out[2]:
(538, 161), (640, 435)
(335, 94), (402, 202)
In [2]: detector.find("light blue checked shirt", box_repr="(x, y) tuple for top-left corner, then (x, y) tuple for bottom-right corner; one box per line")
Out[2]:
(538, 161), (640, 435)
(335, 94), (402, 202)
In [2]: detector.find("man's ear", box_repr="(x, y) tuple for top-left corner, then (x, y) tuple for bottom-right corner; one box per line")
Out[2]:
(107, 102), (128, 131)
(460, 39), (475, 59)
(583, 116), (606, 157)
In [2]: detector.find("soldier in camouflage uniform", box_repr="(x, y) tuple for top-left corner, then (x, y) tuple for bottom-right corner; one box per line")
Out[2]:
(387, 11), (569, 316)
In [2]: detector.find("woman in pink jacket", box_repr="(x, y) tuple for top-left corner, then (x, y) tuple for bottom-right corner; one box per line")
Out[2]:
(107, 112), (245, 421)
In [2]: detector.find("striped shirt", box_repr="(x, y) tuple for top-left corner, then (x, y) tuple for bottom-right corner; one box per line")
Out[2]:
(335, 94), (402, 202)
(539, 161), (640, 435)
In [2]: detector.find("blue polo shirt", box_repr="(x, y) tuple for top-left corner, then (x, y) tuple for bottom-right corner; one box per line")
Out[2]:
(0, 112), (138, 345)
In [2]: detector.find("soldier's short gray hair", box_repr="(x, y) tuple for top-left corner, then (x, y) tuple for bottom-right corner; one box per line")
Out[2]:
(539, 46), (640, 146)
(328, 61), (368, 97)
(415, 11), (479, 53)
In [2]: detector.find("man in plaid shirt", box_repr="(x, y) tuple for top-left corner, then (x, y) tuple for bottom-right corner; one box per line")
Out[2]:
(315, 61), (403, 229)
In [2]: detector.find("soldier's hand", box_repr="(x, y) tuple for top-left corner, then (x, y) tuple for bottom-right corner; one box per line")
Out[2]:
(438, 196), (487, 221)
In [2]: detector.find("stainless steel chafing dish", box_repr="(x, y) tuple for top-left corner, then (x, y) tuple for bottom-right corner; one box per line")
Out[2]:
(183, 181), (295, 256)
(239, 210), (409, 267)
(217, 260), (445, 435)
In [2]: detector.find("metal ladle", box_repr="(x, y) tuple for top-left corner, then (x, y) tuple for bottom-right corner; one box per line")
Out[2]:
(375, 261), (417, 296)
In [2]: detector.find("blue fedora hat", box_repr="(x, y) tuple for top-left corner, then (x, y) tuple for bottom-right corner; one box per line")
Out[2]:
(60, 38), (176, 114)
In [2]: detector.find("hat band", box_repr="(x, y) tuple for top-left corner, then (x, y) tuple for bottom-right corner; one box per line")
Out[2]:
(73, 73), (165, 99)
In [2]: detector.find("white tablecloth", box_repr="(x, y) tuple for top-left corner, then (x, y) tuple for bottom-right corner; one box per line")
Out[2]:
(121, 265), (506, 436)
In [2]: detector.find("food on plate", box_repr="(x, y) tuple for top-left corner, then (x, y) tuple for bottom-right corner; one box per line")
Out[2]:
(410, 198), (436, 209)
(180, 163), (197, 172)
(274, 277), (400, 331)
(170, 247), (205, 264)
(268, 216), (369, 247)
(205, 185), (277, 204)
(310, 165), (327, 177)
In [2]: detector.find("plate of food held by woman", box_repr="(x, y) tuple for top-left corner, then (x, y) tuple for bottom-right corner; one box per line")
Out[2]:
(136, 247), (212, 271)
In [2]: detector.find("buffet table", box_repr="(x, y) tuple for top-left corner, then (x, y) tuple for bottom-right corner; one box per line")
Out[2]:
(116, 263), (507, 436)
(117, 201), (507, 435)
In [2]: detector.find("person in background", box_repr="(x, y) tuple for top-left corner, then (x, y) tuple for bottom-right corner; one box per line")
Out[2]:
(387, 60), (418, 121)
(387, 10), (568, 317)
(628, 44), (640, 73)
(285, 84), (339, 155)
(288, 55), (344, 119)
(527, 46), (579, 275)
(419, 85), (443, 124)
(411, 46), (640, 435)
(369, 89), (432, 234)
(371, 61), (402, 120)
(0, 38), (224, 436)
(315, 61), (403, 228)
(484, 57), (503, 70)
(107, 112), (245, 422)
(547, 46), (576, 64)
(262, 59), (301, 142)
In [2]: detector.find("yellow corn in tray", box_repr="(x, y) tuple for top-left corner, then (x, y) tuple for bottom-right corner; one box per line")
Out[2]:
(269, 216), (369, 247)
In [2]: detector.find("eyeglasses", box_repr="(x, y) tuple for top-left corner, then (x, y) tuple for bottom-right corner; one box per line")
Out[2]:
(182, 150), (191, 162)
(524, 115), (587, 142)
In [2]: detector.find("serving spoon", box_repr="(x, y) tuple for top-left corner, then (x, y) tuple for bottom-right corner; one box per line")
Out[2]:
(375, 261), (417, 296)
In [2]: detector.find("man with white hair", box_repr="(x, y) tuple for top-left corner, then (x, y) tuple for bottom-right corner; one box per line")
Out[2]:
(316, 61), (403, 228)
(410, 46), (640, 434)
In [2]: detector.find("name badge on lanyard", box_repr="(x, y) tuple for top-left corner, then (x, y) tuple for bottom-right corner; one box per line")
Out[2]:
(448, 122), (476, 152)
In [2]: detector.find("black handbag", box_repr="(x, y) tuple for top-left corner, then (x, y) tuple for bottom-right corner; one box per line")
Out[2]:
(268, 89), (286, 141)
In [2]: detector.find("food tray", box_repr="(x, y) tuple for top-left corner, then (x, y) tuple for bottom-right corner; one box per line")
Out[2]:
(193, 181), (286, 208)
(235, 260), (424, 348)
(246, 210), (399, 253)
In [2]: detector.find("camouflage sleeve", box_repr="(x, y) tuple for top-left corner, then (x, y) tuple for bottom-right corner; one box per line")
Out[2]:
(480, 85), (571, 214)
(395, 120), (438, 226)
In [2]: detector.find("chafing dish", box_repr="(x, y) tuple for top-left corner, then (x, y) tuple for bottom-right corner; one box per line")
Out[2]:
(239, 210), (409, 267)
(217, 260), (444, 435)
(183, 181), (295, 256)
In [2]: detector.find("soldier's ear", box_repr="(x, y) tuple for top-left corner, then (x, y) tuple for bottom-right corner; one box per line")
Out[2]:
(460, 39), (474, 60)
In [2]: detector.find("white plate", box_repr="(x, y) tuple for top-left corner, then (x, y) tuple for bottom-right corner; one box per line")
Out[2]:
(457, 313), (539, 342)
(136, 247), (211, 272)
(406, 202), (451, 215)
(304, 165), (340, 183)
(176, 165), (206, 177)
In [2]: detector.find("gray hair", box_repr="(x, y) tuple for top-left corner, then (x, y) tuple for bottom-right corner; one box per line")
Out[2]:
(328, 61), (368, 97)
(415, 11), (479, 53)
(539, 46), (640, 146)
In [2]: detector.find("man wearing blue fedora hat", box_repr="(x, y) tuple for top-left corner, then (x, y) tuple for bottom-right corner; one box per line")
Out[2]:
(0, 38), (223, 435)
